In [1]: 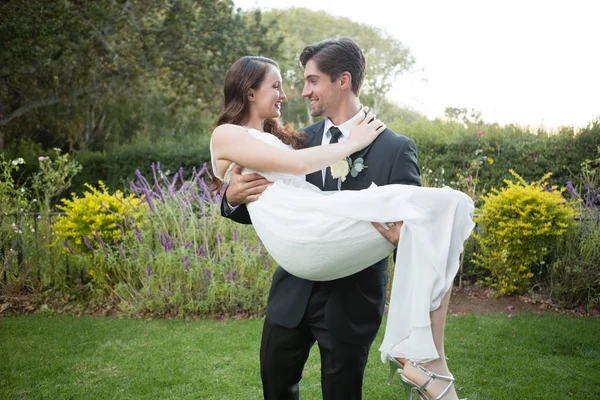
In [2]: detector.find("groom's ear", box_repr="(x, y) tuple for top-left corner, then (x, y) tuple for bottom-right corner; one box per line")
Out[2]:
(339, 72), (352, 91)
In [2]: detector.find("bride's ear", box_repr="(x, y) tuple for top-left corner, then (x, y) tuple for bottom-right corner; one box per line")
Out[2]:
(247, 89), (256, 102)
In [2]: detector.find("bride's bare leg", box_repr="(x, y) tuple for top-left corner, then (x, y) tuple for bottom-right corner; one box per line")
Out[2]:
(400, 287), (459, 399)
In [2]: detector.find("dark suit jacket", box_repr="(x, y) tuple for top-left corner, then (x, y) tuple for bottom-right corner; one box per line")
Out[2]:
(221, 119), (421, 345)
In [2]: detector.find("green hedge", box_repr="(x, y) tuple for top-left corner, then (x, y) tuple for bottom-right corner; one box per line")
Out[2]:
(394, 119), (600, 192)
(9, 118), (600, 198)
(70, 135), (212, 195)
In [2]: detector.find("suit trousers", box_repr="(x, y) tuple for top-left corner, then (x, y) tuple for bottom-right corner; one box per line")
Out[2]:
(260, 282), (371, 400)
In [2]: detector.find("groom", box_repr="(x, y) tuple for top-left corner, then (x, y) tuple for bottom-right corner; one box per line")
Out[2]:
(221, 38), (421, 399)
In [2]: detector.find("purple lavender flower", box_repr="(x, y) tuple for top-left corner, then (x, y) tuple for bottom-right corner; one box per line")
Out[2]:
(94, 229), (109, 256)
(180, 255), (189, 263)
(184, 262), (190, 272)
(225, 270), (236, 283)
(114, 239), (126, 260)
(83, 235), (94, 251)
(199, 179), (213, 202)
(112, 193), (128, 208)
(143, 189), (156, 212)
(234, 229), (240, 241)
(197, 245), (207, 258)
(115, 223), (125, 239)
(266, 257), (271, 271)
(130, 181), (141, 196)
(133, 249), (138, 260)
(185, 241), (193, 249)
(135, 169), (153, 191)
(63, 239), (75, 255)
(100, 201), (118, 216)
(134, 225), (142, 244)
(566, 181), (579, 198)
(123, 213), (132, 229)
(147, 267), (152, 276)
(151, 162), (166, 203)
(205, 268), (213, 281)
(170, 172), (179, 190)
(217, 233), (223, 243)
(195, 163), (208, 178)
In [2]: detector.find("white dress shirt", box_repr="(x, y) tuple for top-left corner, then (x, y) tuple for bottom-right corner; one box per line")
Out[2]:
(321, 107), (365, 184)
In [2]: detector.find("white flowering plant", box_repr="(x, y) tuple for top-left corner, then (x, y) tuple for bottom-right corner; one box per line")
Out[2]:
(31, 148), (82, 214)
(0, 155), (30, 258)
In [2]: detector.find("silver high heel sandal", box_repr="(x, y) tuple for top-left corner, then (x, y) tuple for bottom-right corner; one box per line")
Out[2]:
(386, 355), (405, 385)
(400, 361), (457, 400)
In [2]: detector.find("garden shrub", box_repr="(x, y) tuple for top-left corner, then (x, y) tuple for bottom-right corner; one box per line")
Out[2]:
(58, 163), (274, 316)
(53, 182), (142, 255)
(30, 148), (82, 213)
(0, 155), (30, 282)
(474, 170), (577, 295)
(548, 224), (600, 310)
(547, 150), (600, 310)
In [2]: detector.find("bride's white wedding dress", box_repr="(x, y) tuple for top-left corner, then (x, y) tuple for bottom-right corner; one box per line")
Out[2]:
(211, 127), (475, 363)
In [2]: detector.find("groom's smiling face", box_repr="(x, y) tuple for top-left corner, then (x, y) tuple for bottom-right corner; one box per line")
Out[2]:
(302, 59), (339, 118)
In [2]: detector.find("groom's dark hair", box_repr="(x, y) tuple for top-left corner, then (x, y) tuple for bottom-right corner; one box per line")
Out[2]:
(299, 37), (366, 95)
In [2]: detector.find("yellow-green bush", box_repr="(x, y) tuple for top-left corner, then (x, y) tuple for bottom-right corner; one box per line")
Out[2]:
(53, 182), (141, 255)
(474, 170), (577, 295)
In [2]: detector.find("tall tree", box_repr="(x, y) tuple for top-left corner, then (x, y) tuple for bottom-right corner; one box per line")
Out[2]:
(261, 7), (415, 126)
(0, 0), (282, 150)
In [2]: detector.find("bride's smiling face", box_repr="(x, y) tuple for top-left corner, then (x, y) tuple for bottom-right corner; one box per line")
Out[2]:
(250, 65), (287, 119)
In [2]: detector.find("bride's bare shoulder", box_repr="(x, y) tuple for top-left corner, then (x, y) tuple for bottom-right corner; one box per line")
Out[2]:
(213, 124), (249, 134)
(212, 124), (250, 142)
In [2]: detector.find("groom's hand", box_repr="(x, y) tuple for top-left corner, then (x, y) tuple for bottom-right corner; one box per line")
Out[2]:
(225, 165), (272, 206)
(371, 221), (403, 246)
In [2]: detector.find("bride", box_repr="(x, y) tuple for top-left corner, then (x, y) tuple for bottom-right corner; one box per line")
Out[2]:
(211, 53), (474, 400)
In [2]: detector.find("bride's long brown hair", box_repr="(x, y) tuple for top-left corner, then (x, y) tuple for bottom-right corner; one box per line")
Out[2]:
(214, 56), (306, 149)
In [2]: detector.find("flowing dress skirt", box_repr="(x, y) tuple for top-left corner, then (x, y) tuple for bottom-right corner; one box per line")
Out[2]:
(247, 178), (475, 363)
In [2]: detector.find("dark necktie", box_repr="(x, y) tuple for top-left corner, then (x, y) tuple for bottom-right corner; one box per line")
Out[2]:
(324, 127), (343, 191)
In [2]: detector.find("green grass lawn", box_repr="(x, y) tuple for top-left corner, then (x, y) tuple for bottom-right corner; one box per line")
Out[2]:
(1, 313), (599, 399)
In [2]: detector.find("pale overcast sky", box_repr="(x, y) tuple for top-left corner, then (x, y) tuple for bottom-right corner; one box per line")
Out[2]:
(234, 0), (600, 128)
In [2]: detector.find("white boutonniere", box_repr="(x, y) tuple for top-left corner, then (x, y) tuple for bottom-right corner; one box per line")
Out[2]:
(330, 157), (367, 182)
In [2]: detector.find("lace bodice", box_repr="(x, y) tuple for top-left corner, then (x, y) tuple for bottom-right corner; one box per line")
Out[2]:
(209, 126), (302, 184)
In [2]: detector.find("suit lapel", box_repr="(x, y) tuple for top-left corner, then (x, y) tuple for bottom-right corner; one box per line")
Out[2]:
(350, 142), (375, 164)
(304, 120), (325, 190)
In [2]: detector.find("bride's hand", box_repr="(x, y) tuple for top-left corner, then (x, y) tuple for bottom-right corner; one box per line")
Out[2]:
(348, 109), (386, 151)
